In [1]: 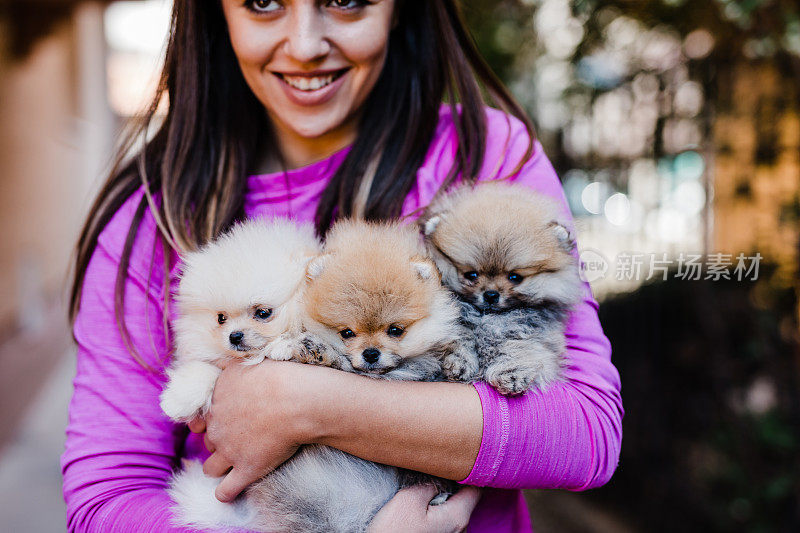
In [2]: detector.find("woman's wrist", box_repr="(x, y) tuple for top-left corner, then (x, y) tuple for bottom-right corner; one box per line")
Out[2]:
(274, 361), (352, 447)
(291, 367), (483, 480)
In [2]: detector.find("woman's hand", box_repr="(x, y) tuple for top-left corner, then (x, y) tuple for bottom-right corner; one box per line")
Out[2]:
(368, 485), (482, 533)
(191, 359), (326, 502)
(188, 357), (483, 504)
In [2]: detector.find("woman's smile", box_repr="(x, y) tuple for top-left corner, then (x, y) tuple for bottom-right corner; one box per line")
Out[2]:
(272, 67), (351, 106)
(274, 67), (348, 91)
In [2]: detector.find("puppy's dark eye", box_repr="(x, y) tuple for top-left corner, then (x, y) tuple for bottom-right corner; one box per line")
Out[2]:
(217, 313), (227, 325)
(387, 325), (405, 337)
(340, 328), (356, 339)
(254, 308), (273, 320)
(508, 273), (523, 284)
(464, 271), (479, 282)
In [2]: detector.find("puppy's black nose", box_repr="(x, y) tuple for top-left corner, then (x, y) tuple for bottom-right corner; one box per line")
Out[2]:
(483, 290), (500, 304)
(362, 348), (381, 364)
(229, 331), (244, 346)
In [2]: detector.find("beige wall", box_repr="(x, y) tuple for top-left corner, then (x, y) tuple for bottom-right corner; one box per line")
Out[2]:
(0, 3), (111, 333)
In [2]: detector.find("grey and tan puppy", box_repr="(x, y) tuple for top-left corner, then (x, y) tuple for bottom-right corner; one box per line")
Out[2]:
(420, 181), (583, 395)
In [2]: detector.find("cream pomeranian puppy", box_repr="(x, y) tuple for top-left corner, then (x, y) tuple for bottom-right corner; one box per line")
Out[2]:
(166, 219), (469, 533)
(159, 217), (320, 422)
(420, 181), (583, 395)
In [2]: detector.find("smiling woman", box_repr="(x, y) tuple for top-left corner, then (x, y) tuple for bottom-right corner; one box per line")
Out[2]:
(62, 1), (622, 532)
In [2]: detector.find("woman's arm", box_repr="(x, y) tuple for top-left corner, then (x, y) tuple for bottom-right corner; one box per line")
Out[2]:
(203, 279), (619, 499)
(61, 191), (244, 532)
(319, 290), (621, 492)
(199, 359), (482, 501)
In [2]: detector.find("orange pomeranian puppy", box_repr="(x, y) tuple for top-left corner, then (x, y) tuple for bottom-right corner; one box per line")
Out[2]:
(299, 219), (475, 381)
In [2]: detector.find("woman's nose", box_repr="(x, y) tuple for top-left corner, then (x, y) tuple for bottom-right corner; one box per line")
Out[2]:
(284, 4), (331, 63)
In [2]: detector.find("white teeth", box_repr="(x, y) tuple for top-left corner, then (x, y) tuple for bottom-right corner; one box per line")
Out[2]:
(282, 74), (336, 91)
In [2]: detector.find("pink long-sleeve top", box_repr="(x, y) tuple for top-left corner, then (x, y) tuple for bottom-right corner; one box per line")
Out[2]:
(61, 105), (623, 532)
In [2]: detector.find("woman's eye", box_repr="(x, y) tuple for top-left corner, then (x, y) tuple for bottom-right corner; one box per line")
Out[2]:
(387, 325), (404, 337)
(508, 273), (523, 284)
(340, 328), (356, 339)
(327, 0), (369, 9)
(217, 313), (227, 325)
(245, 0), (281, 14)
(464, 271), (479, 282)
(254, 308), (273, 320)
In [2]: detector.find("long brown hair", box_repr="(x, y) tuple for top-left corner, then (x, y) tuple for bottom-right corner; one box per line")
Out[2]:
(69, 0), (534, 364)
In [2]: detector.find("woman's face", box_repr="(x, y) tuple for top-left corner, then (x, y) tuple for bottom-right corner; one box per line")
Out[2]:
(221, 0), (395, 143)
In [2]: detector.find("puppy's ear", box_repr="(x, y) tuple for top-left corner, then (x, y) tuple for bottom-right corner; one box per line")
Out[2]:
(423, 215), (443, 236)
(548, 220), (576, 251)
(306, 254), (331, 281)
(411, 258), (439, 281)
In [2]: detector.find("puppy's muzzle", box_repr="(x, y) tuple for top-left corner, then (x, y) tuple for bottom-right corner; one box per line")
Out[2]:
(229, 331), (244, 347)
(483, 290), (500, 305)
(362, 348), (381, 364)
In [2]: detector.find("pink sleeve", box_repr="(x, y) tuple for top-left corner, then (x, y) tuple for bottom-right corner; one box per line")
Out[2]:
(458, 111), (623, 490)
(60, 191), (245, 532)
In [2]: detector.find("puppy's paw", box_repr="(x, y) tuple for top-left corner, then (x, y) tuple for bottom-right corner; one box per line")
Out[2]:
(299, 336), (331, 366)
(160, 361), (220, 422)
(484, 366), (535, 396)
(267, 334), (299, 362)
(442, 352), (479, 382)
(159, 386), (203, 422)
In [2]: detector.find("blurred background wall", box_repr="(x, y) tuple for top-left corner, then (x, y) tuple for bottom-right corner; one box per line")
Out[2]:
(0, 1), (110, 330)
(0, 0), (797, 531)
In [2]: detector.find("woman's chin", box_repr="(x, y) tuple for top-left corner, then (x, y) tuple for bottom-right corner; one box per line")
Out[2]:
(287, 124), (339, 140)
(266, 100), (354, 141)
(283, 113), (351, 140)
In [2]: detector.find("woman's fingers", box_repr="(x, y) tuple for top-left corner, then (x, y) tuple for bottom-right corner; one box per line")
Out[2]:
(396, 483), (440, 506)
(202, 451), (232, 478)
(215, 467), (258, 503)
(427, 486), (482, 532)
(187, 416), (206, 433)
(368, 484), (481, 533)
(367, 484), (435, 532)
(203, 432), (215, 453)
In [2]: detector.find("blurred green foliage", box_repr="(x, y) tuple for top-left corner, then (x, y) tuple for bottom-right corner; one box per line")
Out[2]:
(575, 0), (800, 60)
(461, 0), (535, 83)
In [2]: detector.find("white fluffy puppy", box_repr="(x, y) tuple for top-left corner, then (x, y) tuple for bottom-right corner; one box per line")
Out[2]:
(159, 217), (319, 422)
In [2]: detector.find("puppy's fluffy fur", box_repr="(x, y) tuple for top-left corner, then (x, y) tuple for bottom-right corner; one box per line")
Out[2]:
(171, 447), (401, 533)
(300, 219), (470, 381)
(168, 220), (467, 533)
(159, 217), (319, 421)
(421, 182), (583, 395)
